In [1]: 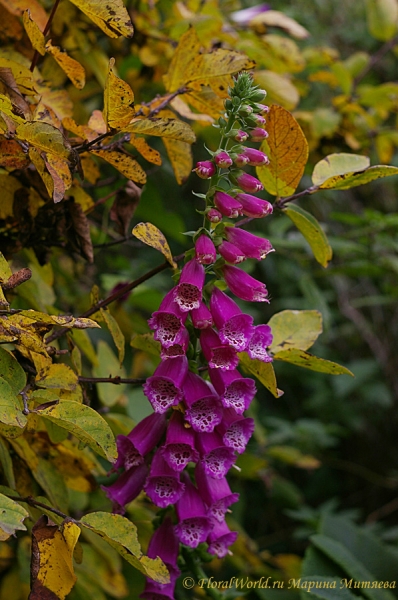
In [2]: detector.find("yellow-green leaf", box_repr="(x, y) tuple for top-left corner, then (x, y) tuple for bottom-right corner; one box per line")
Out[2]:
(365, 0), (398, 41)
(238, 352), (283, 398)
(80, 512), (169, 583)
(163, 27), (201, 92)
(16, 121), (71, 159)
(0, 493), (29, 539)
(45, 40), (86, 89)
(0, 93), (25, 124)
(68, 0), (134, 38)
(0, 377), (27, 428)
(283, 204), (332, 268)
(92, 150), (146, 184)
(268, 309), (323, 353)
(267, 445), (320, 469)
(0, 251), (12, 281)
(132, 222), (177, 268)
(101, 309), (125, 365)
(0, 58), (36, 95)
(273, 348), (354, 375)
(36, 364), (78, 391)
(257, 105), (308, 197)
(22, 10), (46, 55)
(162, 137), (193, 185)
(0, 346), (26, 394)
(254, 71), (300, 110)
(104, 57), (135, 130)
(0, 437), (15, 488)
(317, 165), (398, 190)
(312, 152), (370, 187)
(131, 333), (161, 357)
(37, 401), (117, 461)
(123, 118), (195, 144)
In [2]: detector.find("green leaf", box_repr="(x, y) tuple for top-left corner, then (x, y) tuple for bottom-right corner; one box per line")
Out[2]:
(130, 333), (161, 356)
(100, 309), (125, 365)
(268, 310), (323, 353)
(238, 352), (283, 398)
(0, 347), (26, 395)
(283, 204), (333, 267)
(0, 377), (27, 428)
(273, 349), (354, 376)
(0, 437), (15, 488)
(317, 165), (398, 191)
(93, 340), (127, 407)
(0, 493), (29, 539)
(70, 329), (99, 367)
(80, 512), (169, 583)
(365, 0), (398, 41)
(0, 251), (12, 281)
(312, 153), (370, 187)
(37, 401), (117, 462)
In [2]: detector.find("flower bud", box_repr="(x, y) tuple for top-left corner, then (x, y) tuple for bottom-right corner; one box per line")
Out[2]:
(214, 191), (243, 218)
(250, 89), (267, 102)
(206, 208), (223, 223)
(195, 234), (217, 265)
(193, 161), (216, 179)
(240, 148), (269, 166)
(254, 103), (270, 114)
(249, 128), (269, 142)
(234, 130), (249, 142)
(254, 114), (266, 126)
(214, 151), (233, 169)
(233, 172), (264, 194)
(235, 193), (273, 218)
(234, 153), (250, 168)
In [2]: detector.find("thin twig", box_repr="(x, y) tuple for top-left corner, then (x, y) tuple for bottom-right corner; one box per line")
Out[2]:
(275, 186), (317, 209)
(136, 86), (191, 117)
(93, 234), (138, 249)
(76, 132), (111, 154)
(6, 495), (74, 522)
(78, 376), (145, 385)
(30, 0), (62, 72)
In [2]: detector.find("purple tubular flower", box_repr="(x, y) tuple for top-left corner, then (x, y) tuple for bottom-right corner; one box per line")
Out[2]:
(249, 127), (269, 142)
(209, 287), (254, 351)
(195, 234), (217, 265)
(222, 265), (269, 302)
(234, 129), (249, 142)
(160, 411), (199, 471)
(218, 408), (255, 454)
(114, 413), (167, 470)
(225, 226), (273, 260)
(196, 431), (236, 479)
(194, 160), (215, 179)
(214, 151), (233, 168)
(218, 241), (246, 264)
(214, 191), (243, 218)
(195, 462), (239, 523)
(144, 452), (185, 508)
(191, 301), (213, 329)
(160, 327), (189, 359)
(175, 475), (212, 547)
(140, 517), (180, 600)
(143, 355), (188, 413)
(255, 103), (270, 114)
(173, 259), (205, 312)
(254, 114), (267, 126)
(234, 172), (264, 193)
(207, 520), (238, 558)
(247, 324), (273, 362)
(200, 328), (239, 371)
(234, 153), (250, 168)
(206, 208), (223, 223)
(240, 148), (269, 166)
(102, 462), (148, 510)
(230, 3), (270, 24)
(235, 193), (273, 218)
(183, 371), (223, 433)
(208, 368), (256, 414)
(148, 289), (188, 348)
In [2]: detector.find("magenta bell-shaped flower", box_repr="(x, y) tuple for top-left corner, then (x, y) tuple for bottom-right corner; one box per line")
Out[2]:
(144, 452), (185, 508)
(200, 328), (239, 371)
(218, 241), (246, 264)
(209, 287), (254, 351)
(214, 150), (233, 168)
(173, 259), (205, 312)
(247, 324), (273, 362)
(235, 193), (273, 218)
(160, 327), (190, 360)
(208, 368), (256, 414)
(195, 462), (239, 523)
(160, 411), (199, 471)
(225, 226), (273, 260)
(222, 265), (269, 302)
(207, 520), (238, 558)
(143, 355), (188, 413)
(191, 301), (213, 329)
(195, 234), (217, 265)
(196, 430), (236, 479)
(114, 412), (167, 470)
(234, 172), (264, 193)
(102, 462), (148, 511)
(183, 371), (223, 433)
(193, 160), (215, 179)
(218, 407), (255, 454)
(175, 474), (213, 548)
(214, 191), (243, 218)
(148, 289), (188, 348)
(239, 147), (269, 166)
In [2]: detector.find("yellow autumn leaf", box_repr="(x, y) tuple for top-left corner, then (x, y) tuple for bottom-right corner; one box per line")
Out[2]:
(68, 0), (134, 38)
(255, 71), (300, 110)
(31, 516), (80, 600)
(238, 352), (284, 398)
(123, 118), (196, 143)
(130, 135), (161, 165)
(257, 105), (308, 197)
(92, 150), (147, 184)
(104, 57), (135, 130)
(249, 10), (310, 39)
(28, 147), (56, 201)
(132, 222), (177, 268)
(22, 10), (46, 55)
(0, 93), (25, 124)
(45, 154), (73, 202)
(162, 137), (193, 185)
(163, 27), (201, 92)
(0, 173), (23, 219)
(170, 95), (214, 125)
(16, 121), (71, 159)
(45, 41), (86, 90)
(0, 58), (36, 96)
(1, 0), (48, 31)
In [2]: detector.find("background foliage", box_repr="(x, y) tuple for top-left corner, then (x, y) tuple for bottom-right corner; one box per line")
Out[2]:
(1, 0), (398, 598)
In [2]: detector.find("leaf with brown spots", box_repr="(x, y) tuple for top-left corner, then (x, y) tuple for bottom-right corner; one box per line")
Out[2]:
(68, 0), (134, 38)
(132, 222), (176, 268)
(129, 135), (161, 165)
(23, 10), (46, 55)
(273, 348), (354, 375)
(45, 41), (86, 90)
(0, 138), (29, 170)
(0, 67), (31, 119)
(123, 118), (195, 144)
(0, 58), (36, 96)
(91, 149), (147, 184)
(162, 137), (192, 185)
(256, 104), (308, 197)
(104, 57), (135, 130)
(17, 122), (71, 160)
